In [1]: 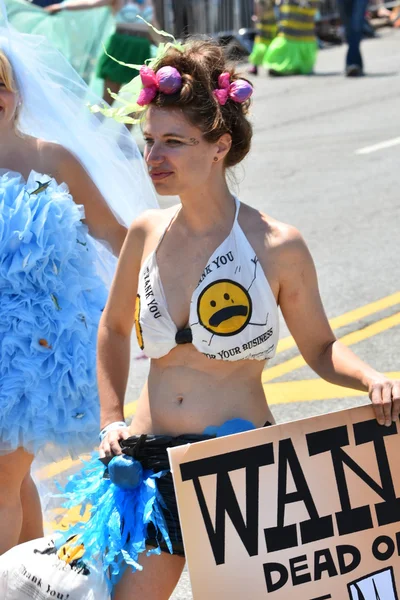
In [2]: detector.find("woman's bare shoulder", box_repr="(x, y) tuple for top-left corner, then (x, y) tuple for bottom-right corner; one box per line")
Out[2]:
(36, 140), (76, 166)
(31, 140), (76, 180)
(126, 204), (180, 246)
(130, 204), (179, 232)
(239, 202), (305, 252)
(118, 204), (179, 267)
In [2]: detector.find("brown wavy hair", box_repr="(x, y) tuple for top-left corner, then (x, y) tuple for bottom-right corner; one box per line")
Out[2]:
(150, 40), (253, 168)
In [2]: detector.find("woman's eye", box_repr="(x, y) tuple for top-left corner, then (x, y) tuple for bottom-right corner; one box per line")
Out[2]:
(143, 138), (154, 145)
(166, 139), (183, 146)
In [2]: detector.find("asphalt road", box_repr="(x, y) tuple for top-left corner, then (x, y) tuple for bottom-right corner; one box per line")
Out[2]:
(36, 28), (400, 599)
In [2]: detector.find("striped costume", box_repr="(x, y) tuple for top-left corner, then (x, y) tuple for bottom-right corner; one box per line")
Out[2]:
(264, 0), (319, 75)
(249, 0), (278, 67)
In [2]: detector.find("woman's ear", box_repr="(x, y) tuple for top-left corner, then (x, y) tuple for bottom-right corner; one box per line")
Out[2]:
(214, 133), (232, 162)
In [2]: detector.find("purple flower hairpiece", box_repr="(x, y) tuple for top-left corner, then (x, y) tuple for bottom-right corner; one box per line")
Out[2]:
(137, 66), (183, 107)
(136, 66), (252, 109)
(213, 72), (253, 106)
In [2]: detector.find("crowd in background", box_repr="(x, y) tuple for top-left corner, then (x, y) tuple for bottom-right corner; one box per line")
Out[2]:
(246, 0), (399, 77)
(7, 0), (400, 88)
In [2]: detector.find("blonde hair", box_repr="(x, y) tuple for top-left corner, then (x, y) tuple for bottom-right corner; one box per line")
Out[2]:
(0, 50), (17, 92)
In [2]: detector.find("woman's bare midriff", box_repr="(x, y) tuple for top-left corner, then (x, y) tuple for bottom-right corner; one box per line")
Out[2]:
(130, 344), (274, 437)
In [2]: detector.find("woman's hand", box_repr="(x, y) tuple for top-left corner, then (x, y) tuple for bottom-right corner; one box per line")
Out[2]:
(99, 425), (130, 458)
(45, 3), (63, 12)
(368, 377), (400, 427)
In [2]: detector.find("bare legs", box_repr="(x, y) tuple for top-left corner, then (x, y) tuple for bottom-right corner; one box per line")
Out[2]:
(113, 550), (185, 600)
(19, 472), (43, 544)
(0, 448), (42, 554)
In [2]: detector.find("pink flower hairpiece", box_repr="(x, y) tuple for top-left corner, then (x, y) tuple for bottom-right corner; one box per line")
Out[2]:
(137, 66), (182, 107)
(213, 72), (253, 106)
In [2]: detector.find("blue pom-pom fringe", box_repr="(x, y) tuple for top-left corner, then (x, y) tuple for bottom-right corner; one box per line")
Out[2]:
(57, 455), (172, 586)
(108, 455), (143, 490)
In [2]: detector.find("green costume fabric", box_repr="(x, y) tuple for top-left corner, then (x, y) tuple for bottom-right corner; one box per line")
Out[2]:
(264, 0), (319, 75)
(264, 36), (317, 74)
(249, 1), (277, 67)
(96, 31), (151, 84)
(6, 0), (113, 84)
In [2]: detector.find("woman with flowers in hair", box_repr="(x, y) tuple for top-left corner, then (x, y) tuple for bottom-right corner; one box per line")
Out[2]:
(62, 37), (400, 599)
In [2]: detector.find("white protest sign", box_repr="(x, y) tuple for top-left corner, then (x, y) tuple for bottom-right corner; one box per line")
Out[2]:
(168, 405), (400, 600)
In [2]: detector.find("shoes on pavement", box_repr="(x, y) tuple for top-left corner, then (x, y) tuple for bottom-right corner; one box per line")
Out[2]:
(268, 68), (284, 77)
(248, 65), (258, 75)
(345, 64), (363, 77)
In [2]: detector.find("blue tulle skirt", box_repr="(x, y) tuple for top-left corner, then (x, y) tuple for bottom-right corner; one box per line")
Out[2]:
(0, 170), (108, 455)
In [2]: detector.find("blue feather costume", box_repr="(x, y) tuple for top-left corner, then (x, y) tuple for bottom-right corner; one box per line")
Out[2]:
(0, 170), (108, 455)
(61, 456), (172, 585)
(57, 419), (258, 588)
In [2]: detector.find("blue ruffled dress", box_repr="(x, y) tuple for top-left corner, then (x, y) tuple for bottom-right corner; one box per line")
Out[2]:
(0, 170), (108, 455)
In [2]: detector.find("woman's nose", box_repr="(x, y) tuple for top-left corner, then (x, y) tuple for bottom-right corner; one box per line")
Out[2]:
(145, 142), (164, 166)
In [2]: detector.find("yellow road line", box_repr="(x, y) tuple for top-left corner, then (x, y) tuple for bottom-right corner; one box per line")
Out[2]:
(263, 311), (400, 383)
(37, 454), (92, 480)
(45, 505), (91, 534)
(38, 364), (400, 483)
(44, 372), (400, 532)
(276, 291), (400, 355)
(36, 415), (137, 481)
(125, 400), (137, 419)
(37, 299), (400, 482)
(266, 372), (400, 405)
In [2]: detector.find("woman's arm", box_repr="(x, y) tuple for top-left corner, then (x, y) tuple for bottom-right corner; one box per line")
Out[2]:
(277, 226), (400, 426)
(45, 0), (111, 13)
(97, 217), (148, 456)
(50, 145), (127, 256)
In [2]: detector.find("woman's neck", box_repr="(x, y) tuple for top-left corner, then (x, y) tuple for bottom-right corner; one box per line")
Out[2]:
(0, 129), (36, 175)
(0, 128), (24, 156)
(178, 177), (236, 235)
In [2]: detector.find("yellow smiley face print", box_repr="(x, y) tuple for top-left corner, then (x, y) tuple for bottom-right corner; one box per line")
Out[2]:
(197, 279), (252, 336)
(57, 536), (85, 564)
(135, 294), (144, 350)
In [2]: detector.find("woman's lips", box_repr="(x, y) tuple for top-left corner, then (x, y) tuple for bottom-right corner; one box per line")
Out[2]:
(149, 171), (173, 181)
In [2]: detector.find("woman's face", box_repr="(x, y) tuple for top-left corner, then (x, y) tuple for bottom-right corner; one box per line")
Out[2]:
(0, 69), (18, 130)
(143, 106), (225, 196)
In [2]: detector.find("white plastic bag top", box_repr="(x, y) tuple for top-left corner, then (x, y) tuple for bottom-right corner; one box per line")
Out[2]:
(0, 536), (111, 600)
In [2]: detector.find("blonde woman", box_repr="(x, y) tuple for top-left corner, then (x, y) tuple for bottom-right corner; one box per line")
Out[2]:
(0, 25), (155, 554)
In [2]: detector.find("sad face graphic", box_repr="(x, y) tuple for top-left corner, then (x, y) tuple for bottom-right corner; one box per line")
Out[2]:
(197, 279), (252, 336)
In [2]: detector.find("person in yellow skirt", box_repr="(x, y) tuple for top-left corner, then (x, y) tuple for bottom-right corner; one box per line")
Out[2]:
(248, 0), (278, 75)
(264, 0), (320, 76)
